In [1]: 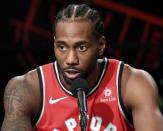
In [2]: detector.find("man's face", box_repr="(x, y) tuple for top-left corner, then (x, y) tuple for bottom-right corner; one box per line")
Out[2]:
(54, 21), (102, 85)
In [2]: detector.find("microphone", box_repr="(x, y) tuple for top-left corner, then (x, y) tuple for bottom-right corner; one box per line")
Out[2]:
(71, 78), (88, 131)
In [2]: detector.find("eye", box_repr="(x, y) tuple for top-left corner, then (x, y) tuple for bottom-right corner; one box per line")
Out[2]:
(57, 44), (67, 51)
(78, 45), (88, 52)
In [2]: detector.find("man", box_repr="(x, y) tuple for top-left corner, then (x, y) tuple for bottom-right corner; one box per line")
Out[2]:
(1, 4), (163, 131)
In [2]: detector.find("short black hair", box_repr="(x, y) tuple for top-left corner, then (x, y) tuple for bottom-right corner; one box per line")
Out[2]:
(53, 4), (104, 39)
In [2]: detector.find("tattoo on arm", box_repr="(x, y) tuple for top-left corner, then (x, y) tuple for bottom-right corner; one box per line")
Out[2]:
(1, 76), (37, 131)
(2, 117), (31, 131)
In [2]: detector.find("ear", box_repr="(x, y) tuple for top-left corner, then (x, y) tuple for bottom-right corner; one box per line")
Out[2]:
(98, 36), (106, 57)
(54, 36), (56, 42)
(53, 36), (56, 48)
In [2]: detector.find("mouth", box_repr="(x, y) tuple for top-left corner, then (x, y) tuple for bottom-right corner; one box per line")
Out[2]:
(64, 69), (81, 79)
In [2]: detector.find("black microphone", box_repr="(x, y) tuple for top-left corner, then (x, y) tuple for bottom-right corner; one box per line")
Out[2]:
(71, 78), (88, 131)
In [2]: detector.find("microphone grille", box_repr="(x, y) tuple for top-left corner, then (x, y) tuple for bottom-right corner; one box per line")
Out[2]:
(71, 78), (88, 96)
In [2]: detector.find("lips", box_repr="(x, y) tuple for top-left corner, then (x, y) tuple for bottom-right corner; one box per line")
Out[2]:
(64, 69), (81, 79)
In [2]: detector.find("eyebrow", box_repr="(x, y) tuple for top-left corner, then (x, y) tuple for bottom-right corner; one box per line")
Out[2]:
(55, 40), (66, 44)
(75, 40), (89, 45)
(55, 40), (89, 45)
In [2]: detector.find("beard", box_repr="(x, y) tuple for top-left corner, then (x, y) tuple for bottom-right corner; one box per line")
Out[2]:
(58, 65), (85, 85)
(57, 61), (97, 85)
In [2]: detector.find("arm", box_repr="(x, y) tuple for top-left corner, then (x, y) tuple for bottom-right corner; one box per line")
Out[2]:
(1, 70), (40, 131)
(123, 65), (163, 131)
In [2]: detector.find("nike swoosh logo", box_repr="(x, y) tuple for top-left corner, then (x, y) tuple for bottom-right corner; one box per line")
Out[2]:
(49, 97), (68, 104)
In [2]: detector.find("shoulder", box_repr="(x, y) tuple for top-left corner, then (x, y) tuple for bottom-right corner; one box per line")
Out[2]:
(4, 68), (40, 116)
(5, 69), (39, 96)
(2, 69), (40, 130)
(121, 64), (158, 109)
(122, 64), (158, 94)
(122, 64), (157, 88)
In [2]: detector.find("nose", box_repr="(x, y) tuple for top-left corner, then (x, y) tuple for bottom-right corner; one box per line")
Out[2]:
(66, 49), (79, 65)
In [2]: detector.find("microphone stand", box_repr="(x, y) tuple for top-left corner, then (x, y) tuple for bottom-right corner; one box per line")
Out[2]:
(77, 90), (88, 131)
(71, 78), (89, 131)
(78, 100), (87, 131)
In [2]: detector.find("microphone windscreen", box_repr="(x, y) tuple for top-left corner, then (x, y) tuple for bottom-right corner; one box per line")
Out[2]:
(71, 78), (88, 95)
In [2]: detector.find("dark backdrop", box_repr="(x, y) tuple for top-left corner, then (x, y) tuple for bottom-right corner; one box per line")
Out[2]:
(0, 0), (163, 126)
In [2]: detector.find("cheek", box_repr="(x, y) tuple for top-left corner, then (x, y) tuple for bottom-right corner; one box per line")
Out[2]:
(54, 50), (66, 66)
(79, 49), (98, 68)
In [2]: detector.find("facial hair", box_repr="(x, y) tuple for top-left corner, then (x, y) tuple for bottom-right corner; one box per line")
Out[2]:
(56, 61), (97, 86)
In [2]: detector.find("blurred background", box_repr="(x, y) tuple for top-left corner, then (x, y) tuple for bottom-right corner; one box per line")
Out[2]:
(0, 0), (163, 126)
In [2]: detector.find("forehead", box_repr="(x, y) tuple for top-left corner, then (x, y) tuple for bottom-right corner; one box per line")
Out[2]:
(55, 21), (94, 40)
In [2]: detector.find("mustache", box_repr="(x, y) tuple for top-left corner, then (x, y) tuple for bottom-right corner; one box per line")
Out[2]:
(63, 66), (81, 72)
(56, 63), (81, 72)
